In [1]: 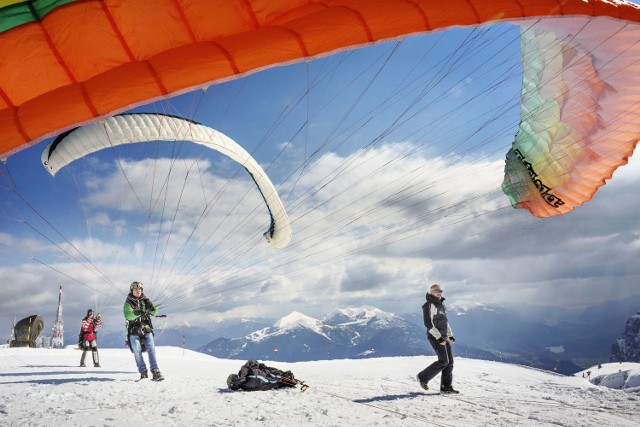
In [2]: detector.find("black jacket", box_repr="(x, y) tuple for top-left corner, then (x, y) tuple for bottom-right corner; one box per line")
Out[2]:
(422, 293), (453, 341)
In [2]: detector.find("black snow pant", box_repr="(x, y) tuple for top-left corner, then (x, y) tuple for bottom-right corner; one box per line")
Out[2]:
(417, 335), (453, 388)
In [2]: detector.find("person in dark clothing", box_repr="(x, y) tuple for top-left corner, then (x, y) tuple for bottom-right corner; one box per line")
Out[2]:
(123, 281), (164, 381)
(416, 283), (459, 394)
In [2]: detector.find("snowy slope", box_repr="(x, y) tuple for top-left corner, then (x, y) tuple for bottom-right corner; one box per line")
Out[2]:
(0, 347), (638, 426)
(578, 363), (640, 392)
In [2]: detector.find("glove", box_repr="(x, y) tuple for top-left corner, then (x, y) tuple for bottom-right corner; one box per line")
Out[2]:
(143, 298), (156, 311)
(133, 309), (148, 317)
(437, 337), (446, 344)
(449, 336), (456, 343)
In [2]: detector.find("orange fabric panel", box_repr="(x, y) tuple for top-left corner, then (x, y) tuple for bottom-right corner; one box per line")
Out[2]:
(0, 22), (70, 106)
(182, 0), (257, 40)
(84, 62), (164, 115)
(593, 1), (639, 20)
(0, 0), (639, 158)
(470, 0), (524, 21)
(105, 0), (194, 60)
(19, 84), (95, 142)
(283, 7), (373, 56)
(517, 0), (564, 16)
(417, 0), (482, 28)
(321, 0), (431, 39)
(250, 0), (308, 26)
(0, 109), (25, 154)
(152, 43), (240, 92)
(43, 2), (131, 81)
(0, 89), (11, 110)
(218, 26), (310, 73)
(269, 3), (328, 27)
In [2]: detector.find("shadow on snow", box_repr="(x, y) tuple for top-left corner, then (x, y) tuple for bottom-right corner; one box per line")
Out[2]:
(353, 391), (435, 403)
(0, 376), (117, 385)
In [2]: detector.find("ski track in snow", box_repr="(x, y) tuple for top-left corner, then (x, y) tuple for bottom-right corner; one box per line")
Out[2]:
(0, 347), (638, 426)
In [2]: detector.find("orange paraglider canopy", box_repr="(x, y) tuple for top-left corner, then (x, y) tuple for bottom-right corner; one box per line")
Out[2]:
(3, 0), (640, 219)
(1, 0), (639, 159)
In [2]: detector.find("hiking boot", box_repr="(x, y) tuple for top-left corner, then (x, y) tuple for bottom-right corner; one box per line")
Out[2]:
(151, 369), (164, 381)
(440, 386), (459, 394)
(140, 371), (148, 380)
(79, 363), (86, 367)
(416, 375), (428, 391)
(94, 363), (101, 368)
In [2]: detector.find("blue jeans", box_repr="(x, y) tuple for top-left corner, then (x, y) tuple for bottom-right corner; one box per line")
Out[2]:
(129, 333), (159, 373)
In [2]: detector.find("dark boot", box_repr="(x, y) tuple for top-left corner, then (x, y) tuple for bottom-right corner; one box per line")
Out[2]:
(151, 369), (164, 381)
(140, 371), (148, 380)
(416, 374), (429, 391)
(440, 386), (459, 394)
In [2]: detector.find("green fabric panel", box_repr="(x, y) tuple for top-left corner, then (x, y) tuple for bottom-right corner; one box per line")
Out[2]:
(0, 0), (78, 34)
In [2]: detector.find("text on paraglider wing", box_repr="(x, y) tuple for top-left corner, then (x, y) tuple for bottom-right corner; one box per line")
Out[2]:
(514, 149), (565, 209)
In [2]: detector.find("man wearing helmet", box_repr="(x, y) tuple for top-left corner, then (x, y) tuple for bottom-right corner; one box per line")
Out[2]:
(123, 281), (164, 381)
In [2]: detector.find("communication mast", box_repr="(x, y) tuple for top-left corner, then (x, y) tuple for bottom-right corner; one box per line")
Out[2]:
(51, 285), (64, 349)
(8, 317), (15, 345)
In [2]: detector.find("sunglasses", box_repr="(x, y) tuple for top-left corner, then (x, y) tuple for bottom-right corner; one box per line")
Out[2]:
(434, 289), (443, 294)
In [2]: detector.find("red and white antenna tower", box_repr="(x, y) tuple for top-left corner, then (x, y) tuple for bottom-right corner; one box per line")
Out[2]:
(51, 285), (64, 349)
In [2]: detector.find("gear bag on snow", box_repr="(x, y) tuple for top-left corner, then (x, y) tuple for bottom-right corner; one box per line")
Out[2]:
(226, 360), (308, 391)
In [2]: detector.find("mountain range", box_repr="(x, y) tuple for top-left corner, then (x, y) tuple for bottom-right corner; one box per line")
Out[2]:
(200, 307), (430, 362)
(59, 294), (640, 375)
(611, 311), (640, 362)
(196, 295), (640, 375)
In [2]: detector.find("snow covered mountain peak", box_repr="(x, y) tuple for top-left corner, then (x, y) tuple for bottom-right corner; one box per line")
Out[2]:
(447, 300), (486, 312)
(274, 311), (323, 330)
(247, 312), (328, 342)
(323, 305), (399, 326)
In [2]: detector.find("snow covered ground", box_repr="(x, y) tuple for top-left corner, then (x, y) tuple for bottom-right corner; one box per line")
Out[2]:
(578, 363), (640, 392)
(1, 346), (638, 426)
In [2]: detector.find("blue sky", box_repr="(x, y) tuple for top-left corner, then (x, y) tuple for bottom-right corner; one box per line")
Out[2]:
(1, 17), (640, 336)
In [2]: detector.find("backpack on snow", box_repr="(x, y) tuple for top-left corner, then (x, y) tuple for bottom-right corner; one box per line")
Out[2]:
(226, 360), (307, 391)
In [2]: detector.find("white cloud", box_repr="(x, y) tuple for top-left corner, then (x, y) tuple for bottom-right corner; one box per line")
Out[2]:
(1, 140), (639, 328)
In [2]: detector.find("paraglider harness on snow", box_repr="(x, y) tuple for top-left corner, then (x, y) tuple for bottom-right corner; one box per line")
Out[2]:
(226, 360), (309, 392)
